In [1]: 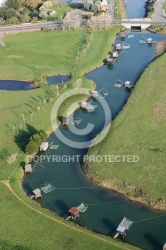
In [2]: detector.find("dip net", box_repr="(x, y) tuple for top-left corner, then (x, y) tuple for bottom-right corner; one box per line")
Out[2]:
(41, 183), (55, 193)
(77, 203), (88, 213)
(117, 217), (133, 232)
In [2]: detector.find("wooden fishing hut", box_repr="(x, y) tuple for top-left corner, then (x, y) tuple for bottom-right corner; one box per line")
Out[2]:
(114, 217), (133, 239)
(80, 101), (88, 109)
(24, 164), (32, 173)
(125, 81), (132, 89)
(116, 43), (122, 50)
(39, 142), (49, 152)
(33, 188), (42, 199)
(107, 58), (114, 65)
(112, 51), (118, 58)
(68, 207), (79, 220)
(90, 90), (98, 98)
(120, 32), (125, 40)
(61, 116), (69, 125)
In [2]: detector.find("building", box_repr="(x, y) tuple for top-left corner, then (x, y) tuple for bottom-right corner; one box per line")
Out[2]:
(80, 101), (88, 109)
(112, 51), (118, 58)
(90, 90), (98, 98)
(24, 164), (32, 173)
(116, 44), (122, 50)
(61, 116), (69, 125)
(68, 207), (79, 220)
(125, 81), (132, 88)
(40, 142), (49, 151)
(107, 58), (114, 65)
(33, 188), (42, 199)
(147, 38), (152, 44)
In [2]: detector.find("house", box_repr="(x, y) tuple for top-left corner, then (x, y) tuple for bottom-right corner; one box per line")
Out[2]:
(116, 44), (121, 50)
(112, 51), (118, 58)
(24, 164), (32, 173)
(90, 90), (98, 98)
(68, 207), (79, 220)
(100, 0), (108, 12)
(33, 188), (42, 199)
(39, 142), (49, 151)
(61, 116), (69, 125)
(80, 101), (88, 109)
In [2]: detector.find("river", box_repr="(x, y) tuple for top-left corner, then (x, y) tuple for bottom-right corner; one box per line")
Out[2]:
(125, 0), (147, 18)
(23, 31), (166, 250)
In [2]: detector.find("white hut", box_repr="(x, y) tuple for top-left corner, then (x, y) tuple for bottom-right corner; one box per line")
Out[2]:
(40, 142), (49, 151)
(147, 38), (152, 44)
(114, 217), (133, 239)
(33, 188), (42, 199)
(125, 81), (132, 88)
(90, 90), (98, 98)
(112, 51), (118, 58)
(24, 164), (32, 173)
(116, 44), (121, 50)
(81, 102), (88, 109)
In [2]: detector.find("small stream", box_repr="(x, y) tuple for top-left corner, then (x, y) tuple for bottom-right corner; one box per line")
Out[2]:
(23, 31), (166, 250)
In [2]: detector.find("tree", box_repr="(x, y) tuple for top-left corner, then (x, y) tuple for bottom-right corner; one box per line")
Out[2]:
(6, 0), (22, 10)
(92, 3), (100, 13)
(0, 7), (16, 20)
(39, 10), (48, 19)
(22, 0), (42, 8)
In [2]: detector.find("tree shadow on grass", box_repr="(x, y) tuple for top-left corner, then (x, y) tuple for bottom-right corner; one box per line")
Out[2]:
(14, 124), (38, 153)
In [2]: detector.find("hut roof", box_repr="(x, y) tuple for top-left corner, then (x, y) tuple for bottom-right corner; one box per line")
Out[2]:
(116, 217), (133, 233)
(33, 188), (41, 197)
(120, 32), (125, 37)
(40, 142), (49, 151)
(68, 207), (79, 215)
(25, 164), (32, 172)
(62, 116), (69, 122)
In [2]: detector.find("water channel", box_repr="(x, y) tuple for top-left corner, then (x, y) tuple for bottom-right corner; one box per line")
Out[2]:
(23, 31), (166, 250)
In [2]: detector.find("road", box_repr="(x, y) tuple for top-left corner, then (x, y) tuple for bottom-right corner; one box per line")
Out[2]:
(0, 19), (166, 34)
(152, 0), (166, 22)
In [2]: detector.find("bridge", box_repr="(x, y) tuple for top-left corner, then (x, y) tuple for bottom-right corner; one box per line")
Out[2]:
(116, 18), (166, 30)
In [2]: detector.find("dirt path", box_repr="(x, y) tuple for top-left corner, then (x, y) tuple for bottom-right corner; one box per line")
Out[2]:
(0, 179), (133, 250)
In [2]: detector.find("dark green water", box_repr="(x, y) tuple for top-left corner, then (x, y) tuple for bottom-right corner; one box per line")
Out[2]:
(23, 32), (166, 250)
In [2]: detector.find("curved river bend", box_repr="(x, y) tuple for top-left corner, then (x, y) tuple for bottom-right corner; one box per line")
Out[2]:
(23, 32), (166, 250)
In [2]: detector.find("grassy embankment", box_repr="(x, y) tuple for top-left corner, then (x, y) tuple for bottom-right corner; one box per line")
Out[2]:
(85, 53), (166, 210)
(114, 0), (127, 20)
(0, 27), (139, 250)
(148, 25), (166, 35)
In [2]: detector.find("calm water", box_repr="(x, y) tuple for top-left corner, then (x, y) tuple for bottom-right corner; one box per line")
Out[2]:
(126, 0), (146, 18)
(23, 32), (166, 250)
(0, 75), (69, 91)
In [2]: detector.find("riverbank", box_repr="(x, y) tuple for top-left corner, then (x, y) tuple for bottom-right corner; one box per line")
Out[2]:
(84, 53), (166, 210)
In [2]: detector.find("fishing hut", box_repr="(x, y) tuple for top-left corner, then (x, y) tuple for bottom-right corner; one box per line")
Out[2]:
(24, 164), (32, 173)
(39, 142), (49, 152)
(114, 217), (133, 239)
(61, 116), (69, 125)
(116, 44), (121, 50)
(163, 243), (166, 250)
(80, 101), (88, 109)
(32, 188), (42, 199)
(107, 58), (114, 65)
(147, 38), (152, 44)
(120, 32), (125, 40)
(125, 81), (132, 89)
(68, 207), (79, 220)
(112, 51), (118, 58)
(90, 90), (98, 98)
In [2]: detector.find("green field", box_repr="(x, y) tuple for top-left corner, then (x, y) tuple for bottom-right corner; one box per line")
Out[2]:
(0, 27), (140, 250)
(85, 53), (166, 209)
(0, 28), (120, 179)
